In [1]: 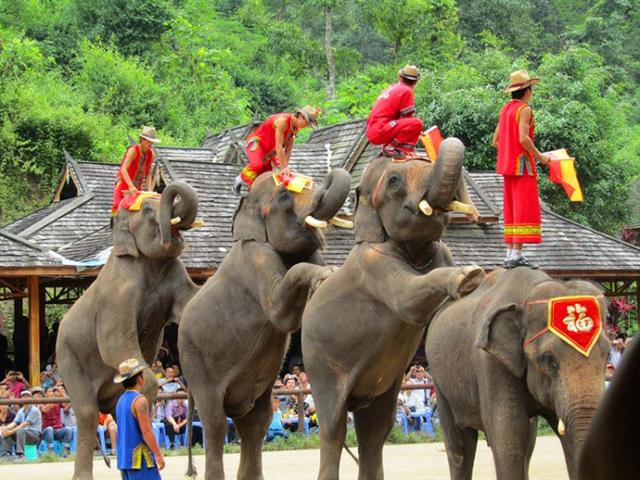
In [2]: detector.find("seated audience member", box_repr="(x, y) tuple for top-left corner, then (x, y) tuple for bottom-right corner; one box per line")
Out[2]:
(40, 386), (72, 456)
(0, 389), (15, 428)
(406, 365), (431, 412)
(605, 363), (616, 390)
(98, 412), (117, 455)
(151, 360), (165, 381)
(153, 388), (166, 424)
(160, 366), (183, 393)
(164, 388), (188, 448)
(273, 378), (288, 412)
(1, 371), (29, 398)
(297, 371), (317, 426)
(0, 389), (42, 461)
(57, 387), (75, 428)
(283, 375), (309, 431)
(266, 398), (287, 441)
(290, 364), (303, 377)
(171, 364), (187, 388)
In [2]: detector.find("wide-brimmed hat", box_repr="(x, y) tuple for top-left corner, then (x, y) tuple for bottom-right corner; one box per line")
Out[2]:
(140, 126), (161, 144)
(398, 65), (420, 81)
(113, 358), (147, 384)
(296, 106), (320, 129)
(504, 70), (540, 93)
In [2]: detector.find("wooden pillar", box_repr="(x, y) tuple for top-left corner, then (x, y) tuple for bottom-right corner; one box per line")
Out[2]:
(28, 276), (40, 386)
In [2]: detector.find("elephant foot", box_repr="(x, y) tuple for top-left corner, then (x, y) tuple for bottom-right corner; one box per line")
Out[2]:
(453, 265), (486, 298)
(71, 473), (94, 480)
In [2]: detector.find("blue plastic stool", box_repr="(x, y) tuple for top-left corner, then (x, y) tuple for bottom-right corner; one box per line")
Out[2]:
(70, 427), (77, 453)
(152, 423), (166, 449)
(396, 413), (409, 435)
(190, 421), (204, 447)
(97, 425), (108, 453)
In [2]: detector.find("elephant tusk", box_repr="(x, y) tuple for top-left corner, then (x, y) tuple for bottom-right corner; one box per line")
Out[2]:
(170, 216), (182, 225)
(558, 419), (566, 436)
(329, 216), (354, 229)
(190, 219), (205, 228)
(448, 200), (474, 215)
(305, 215), (328, 229)
(419, 200), (433, 216)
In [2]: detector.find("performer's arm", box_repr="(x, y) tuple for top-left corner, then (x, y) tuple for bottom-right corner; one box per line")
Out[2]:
(518, 107), (549, 165)
(133, 395), (165, 470)
(274, 117), (288, 169)
(145, 152), (154, 192)
(492, 124), (499, 149)
(119, 148), (139, 192)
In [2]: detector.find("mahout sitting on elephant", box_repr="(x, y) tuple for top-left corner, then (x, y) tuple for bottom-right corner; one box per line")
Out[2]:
(578, 326), (640, 479)
(179, 168), (351, 480)
(56, 182), (200, 480)
(301, 138), (486, 480)
(426, 267), (609, 480)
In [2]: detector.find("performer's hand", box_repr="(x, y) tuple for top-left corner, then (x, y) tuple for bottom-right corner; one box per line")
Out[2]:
(538, 154), (550, 166)
(465, 206), (480, 223)
(156, 453), (165, 470)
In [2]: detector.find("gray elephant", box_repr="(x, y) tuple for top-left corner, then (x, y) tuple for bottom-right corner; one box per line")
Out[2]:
(301, 139), (486, 480)
(56, 182), (199, 480)
(426, 267), (609, 480)
(179, 168), (351, 480)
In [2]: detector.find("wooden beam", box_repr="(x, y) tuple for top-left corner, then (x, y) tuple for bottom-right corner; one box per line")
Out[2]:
(28, 276), (40, 386)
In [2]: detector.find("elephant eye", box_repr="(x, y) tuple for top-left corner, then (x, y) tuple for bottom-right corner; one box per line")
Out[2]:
(387, 174), (402, 190)
(142, 205), (153, 216)
(538, 352), (559, 374)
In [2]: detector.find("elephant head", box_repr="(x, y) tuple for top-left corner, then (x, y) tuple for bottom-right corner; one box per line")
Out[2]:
(475, 273), (609, 476)
(232, 168), (351, 256)
(355, 137), (471, 244)
(113, 182), (199, 259)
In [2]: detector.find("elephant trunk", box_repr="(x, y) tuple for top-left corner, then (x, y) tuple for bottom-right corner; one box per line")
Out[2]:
(309, 168), (351, 220)
(425, 137), (465, 209)
(159, 182), (199, 247)
(558, 399), (600, 479)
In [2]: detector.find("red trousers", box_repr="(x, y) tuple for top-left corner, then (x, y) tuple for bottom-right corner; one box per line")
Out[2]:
(367, 117), (423, 152)
(502, 174), (542, 244)
(240, 140), (278, 186)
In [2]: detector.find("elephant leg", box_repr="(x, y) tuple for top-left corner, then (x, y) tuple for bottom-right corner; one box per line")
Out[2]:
(352, 384), (399, 480)
(487, 409), (532, 480)
(64, 371), (99, 480)
(233, 388), (272, 480)
(195, 390), (228, 480)
(437, 393), (478, 480)
(313, 379), (349, 480)
(524, 417), (537, 480)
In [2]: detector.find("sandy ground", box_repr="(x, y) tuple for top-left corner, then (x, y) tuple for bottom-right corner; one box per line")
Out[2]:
(0, 435), (568, 479)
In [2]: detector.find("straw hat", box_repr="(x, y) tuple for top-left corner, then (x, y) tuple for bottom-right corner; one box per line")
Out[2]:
(140, 126), (161, 144)
(398, 65), (421, 81)
(113, 358), (147, 384)
(504, 70), (540, 93)
(296, 106), (320, 129)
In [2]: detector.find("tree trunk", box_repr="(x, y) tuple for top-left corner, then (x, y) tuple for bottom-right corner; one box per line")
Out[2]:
(325, 7), (336, 100)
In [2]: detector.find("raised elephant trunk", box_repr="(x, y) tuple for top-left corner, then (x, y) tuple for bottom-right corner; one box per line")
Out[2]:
(425, 137), (465, 209)
(309, 168), (351, 221)
(159, 182), (199, 247)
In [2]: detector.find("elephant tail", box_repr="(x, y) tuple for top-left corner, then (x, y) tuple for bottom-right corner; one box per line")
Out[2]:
(184, 391), (197, 479)
(343, 443), (359, 465)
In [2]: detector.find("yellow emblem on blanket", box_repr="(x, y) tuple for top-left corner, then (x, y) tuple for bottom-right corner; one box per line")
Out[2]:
(124, 192), (161, 211)
(272, 171), (314, 193)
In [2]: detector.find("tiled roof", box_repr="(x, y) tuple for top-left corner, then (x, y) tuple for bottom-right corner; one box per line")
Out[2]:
(0, 231), (55, 268)
(307, 120), (366, 170)
(200, 123), (257, 162)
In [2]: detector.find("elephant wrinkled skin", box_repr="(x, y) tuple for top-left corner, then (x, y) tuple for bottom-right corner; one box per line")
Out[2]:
(302, 139), (485, 480)
(426, 267), (609, 480)
(56, 182), (199, 480)
(179, 168), (351, 480)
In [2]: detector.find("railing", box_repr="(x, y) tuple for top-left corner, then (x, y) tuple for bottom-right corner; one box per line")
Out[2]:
(0, 383), (434, 434)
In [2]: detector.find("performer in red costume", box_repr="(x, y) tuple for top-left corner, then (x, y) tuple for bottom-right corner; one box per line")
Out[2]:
(366, 65), (423, 158)
(232, 106), (320, 195)
(492, 70), (550, 269)
(111, 126), (160, 216)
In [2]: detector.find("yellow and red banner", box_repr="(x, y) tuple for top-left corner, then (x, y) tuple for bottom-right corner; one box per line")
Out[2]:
(546, 149), (584, 202)
(420, 125), (443, 162)
(547, 296), (602, 357)
(272, 170), (314, 193)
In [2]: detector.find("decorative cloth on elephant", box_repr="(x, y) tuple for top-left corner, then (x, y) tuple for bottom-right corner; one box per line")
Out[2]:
(112, 143), (155, 215)
(118, 191), (161, 212)
(524, 295), (603, 357)
(272, 170), (314, 193)
(367, 66), (423, 158)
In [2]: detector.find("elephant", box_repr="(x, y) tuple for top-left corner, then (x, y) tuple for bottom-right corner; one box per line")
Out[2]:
(425, 267), (609, 480)
(178, 168), (352, 480)
(301, 138), (486, 480)
(56, 182), (200, 480)
(578, 329), (640, 479)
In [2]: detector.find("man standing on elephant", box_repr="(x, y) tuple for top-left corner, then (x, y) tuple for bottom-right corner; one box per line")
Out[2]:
(492, 70), (550, 269)
(366, 65), (424, 159)
(112, 126), (161, 216)
(114, 359), (165, 480)
(232, 106), (320, 195)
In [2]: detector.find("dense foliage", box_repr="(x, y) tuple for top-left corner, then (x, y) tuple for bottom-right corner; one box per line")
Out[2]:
(0, 0), (638, 234)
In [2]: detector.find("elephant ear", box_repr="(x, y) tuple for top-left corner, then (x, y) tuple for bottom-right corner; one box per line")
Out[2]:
(475, 303), (525, 378)
(112, 216), (139, 257)
(232, 196), (267, 242)
(354, 158), (387, 244)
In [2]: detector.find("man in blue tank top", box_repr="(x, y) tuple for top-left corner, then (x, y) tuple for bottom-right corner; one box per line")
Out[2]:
(113, 359), (165, 479)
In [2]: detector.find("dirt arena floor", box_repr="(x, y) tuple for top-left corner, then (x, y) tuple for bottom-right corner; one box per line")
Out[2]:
(0, 435), (568, 479)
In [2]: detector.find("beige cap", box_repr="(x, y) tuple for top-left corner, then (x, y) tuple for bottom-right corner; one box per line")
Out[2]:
(140, 126), (161, 144)
(113, 358), (147, 384)
(296, 106), (320, 129)
(504, 70), (540, 93)
(398, 65), (420, 81)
